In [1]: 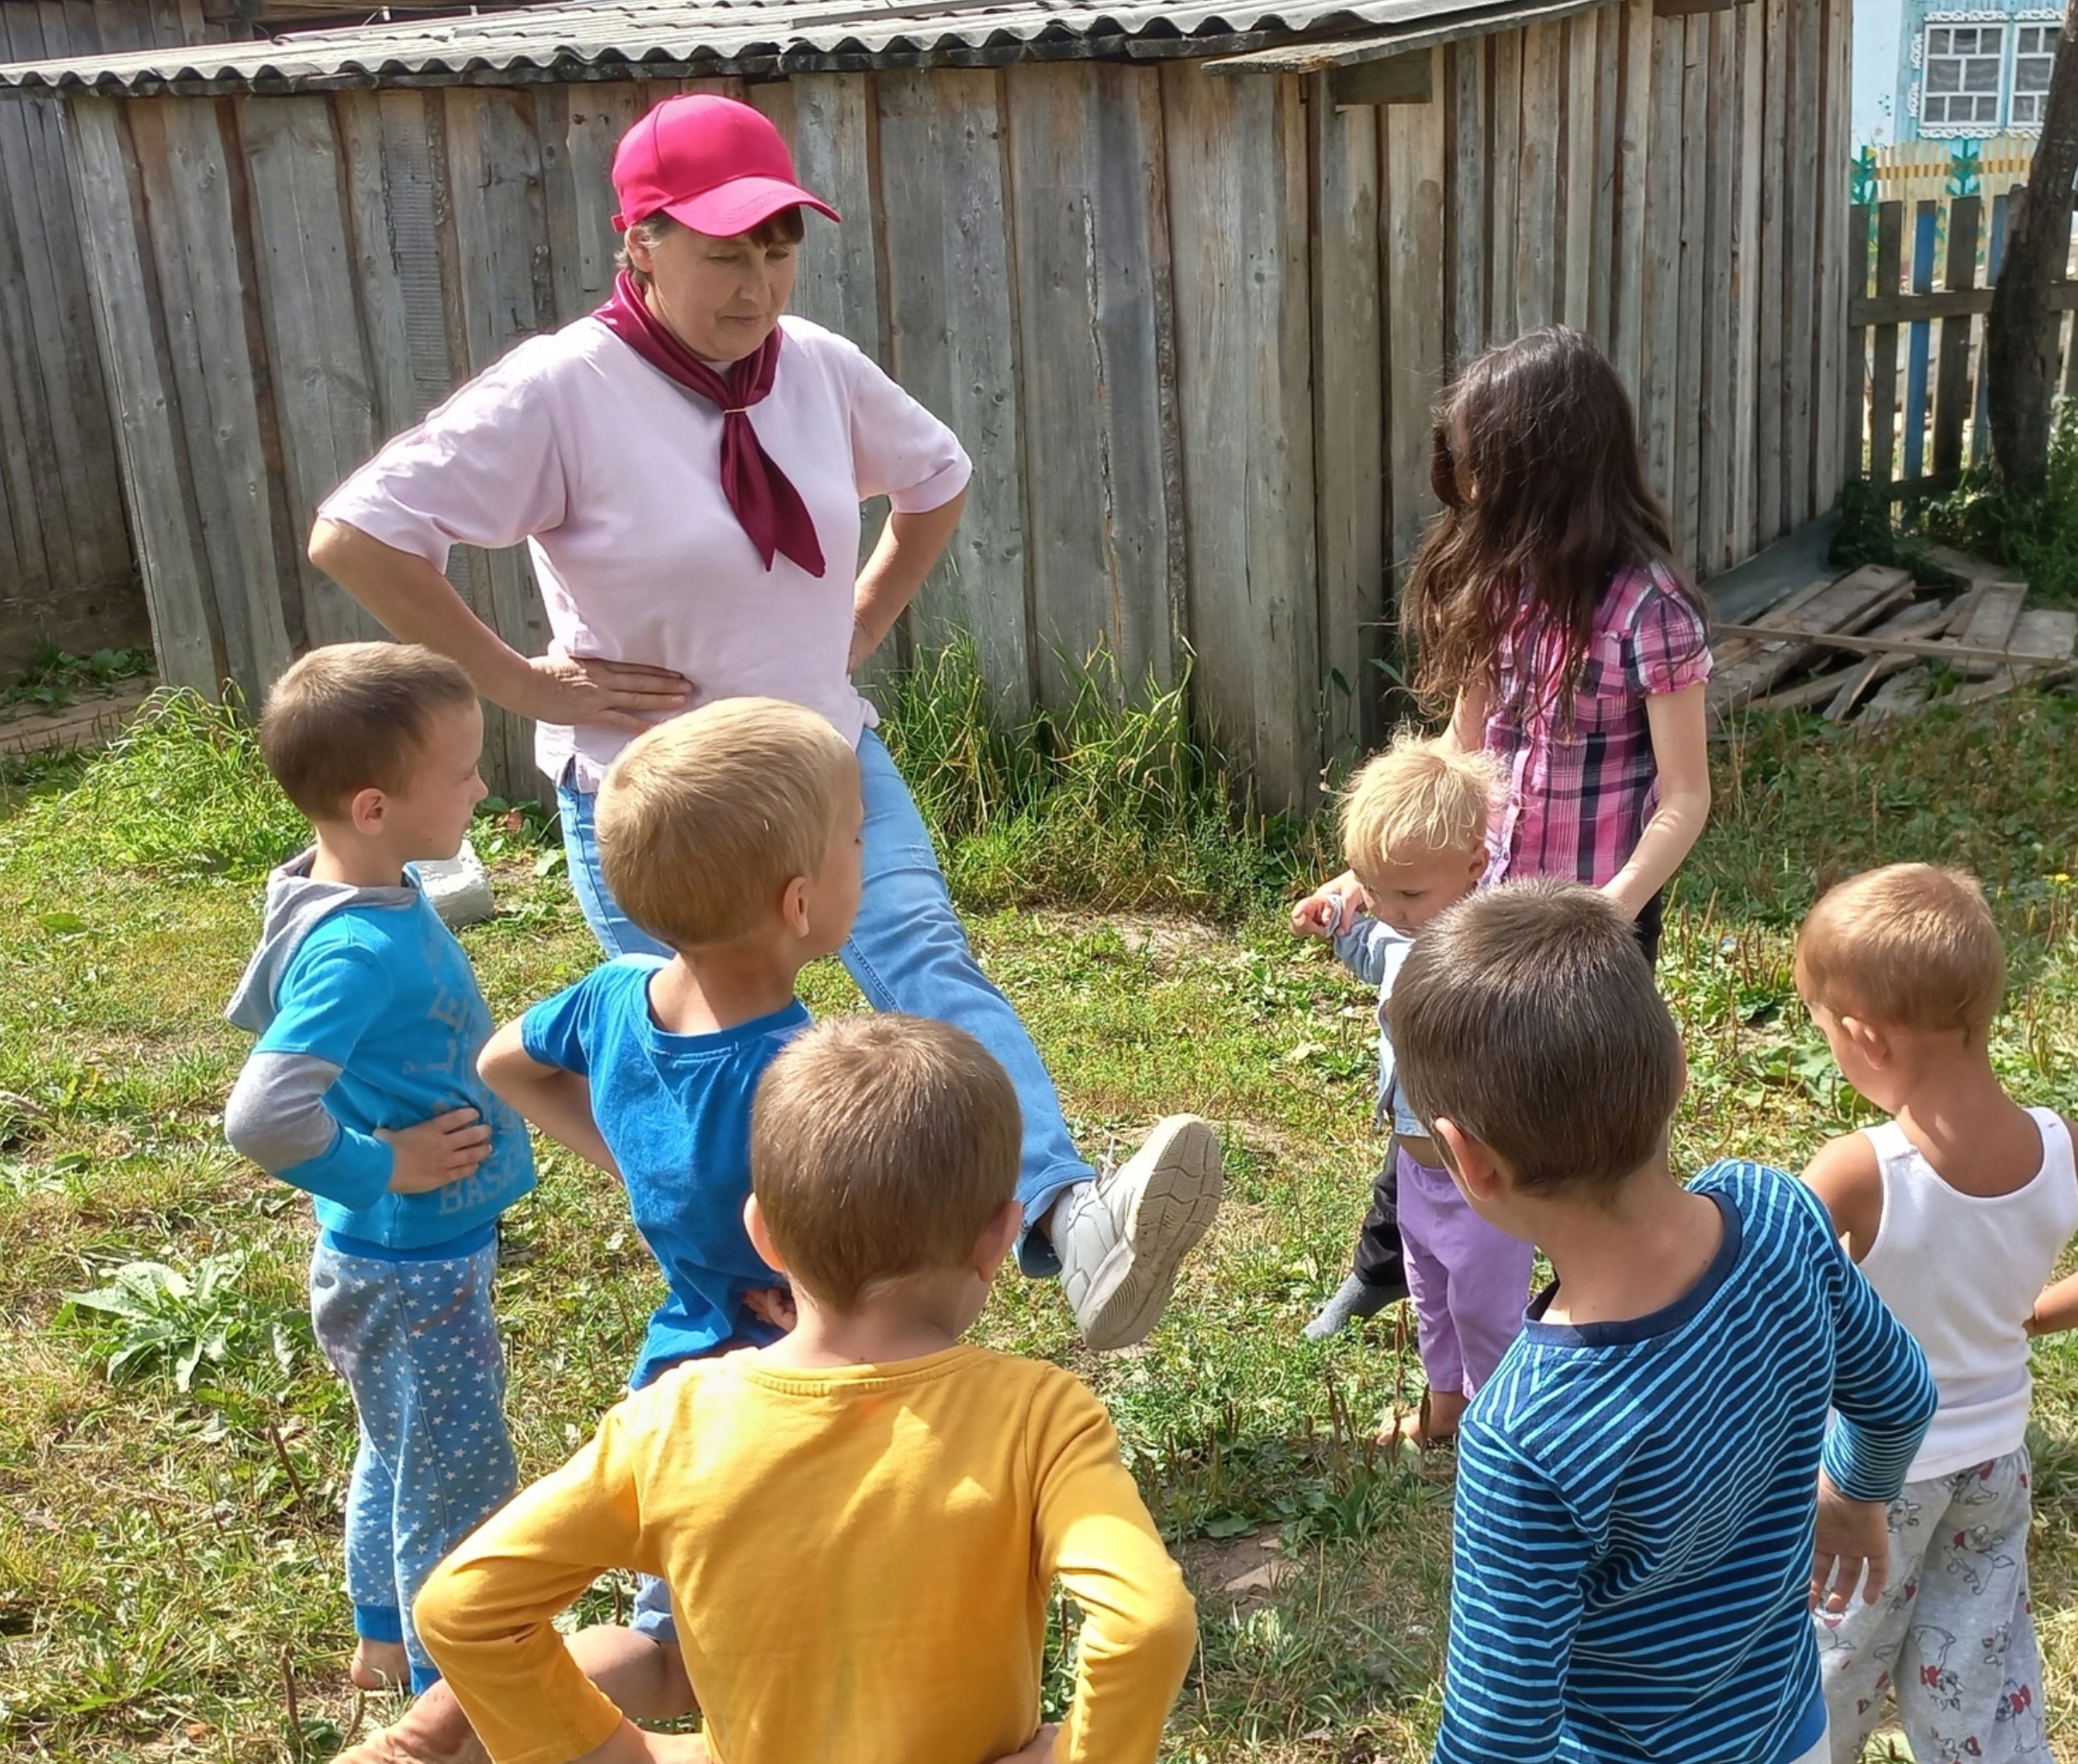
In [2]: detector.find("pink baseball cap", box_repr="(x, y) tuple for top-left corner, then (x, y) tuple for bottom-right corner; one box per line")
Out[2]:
(611, 94), (840, 235)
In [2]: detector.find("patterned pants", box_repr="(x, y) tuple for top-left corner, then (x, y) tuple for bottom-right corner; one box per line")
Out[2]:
(309, 1237), (517, 1692)
(1816, 1447), (2049, 1764)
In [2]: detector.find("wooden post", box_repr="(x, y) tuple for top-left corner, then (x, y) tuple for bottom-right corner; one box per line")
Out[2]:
(1931, 195), (1981, 484)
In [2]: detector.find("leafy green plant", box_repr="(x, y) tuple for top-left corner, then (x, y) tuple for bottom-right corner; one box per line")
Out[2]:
(62, 1253), (302, 1392)
(0, 642), (153, 722)
(1924, 404), (2078, 604)
(1828, 476), (1957, 584)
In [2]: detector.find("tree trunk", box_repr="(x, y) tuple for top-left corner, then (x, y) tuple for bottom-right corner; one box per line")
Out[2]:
(1987, 0), (2078, 492)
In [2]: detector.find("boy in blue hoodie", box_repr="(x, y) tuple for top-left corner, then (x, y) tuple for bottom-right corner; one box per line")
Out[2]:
(224, 642), (533, 1699)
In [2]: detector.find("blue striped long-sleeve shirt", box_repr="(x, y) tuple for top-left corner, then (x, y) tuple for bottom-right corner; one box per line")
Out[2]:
(1435, 1162), (1934, 1764)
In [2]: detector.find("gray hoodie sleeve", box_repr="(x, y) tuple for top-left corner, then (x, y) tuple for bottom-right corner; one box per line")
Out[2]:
(224, 1051), (349, 1176)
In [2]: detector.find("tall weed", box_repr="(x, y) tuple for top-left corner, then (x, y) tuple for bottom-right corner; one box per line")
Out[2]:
(1924, 403), (2078, 602)
(1, 690), (304, 884)
(878, 640), (1318, 917)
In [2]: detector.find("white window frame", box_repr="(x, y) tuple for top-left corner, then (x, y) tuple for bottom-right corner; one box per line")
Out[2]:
(2011, 13), (2061, 133)
(1916, 11), (2010, 137)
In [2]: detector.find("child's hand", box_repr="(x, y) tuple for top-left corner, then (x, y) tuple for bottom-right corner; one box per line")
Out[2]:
(1290, 887), (1349, 939)
(379, 1106), (493, 1194)
(987, 1724), (1058, 1763)
(742, 1284), (798, 1332)
(1810, 1472), (1891, 1614)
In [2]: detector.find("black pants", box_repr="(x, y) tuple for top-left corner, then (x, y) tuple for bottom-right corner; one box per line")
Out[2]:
(1348, 888), (1663, 1292)
(1352, 1144), (1410, 1296)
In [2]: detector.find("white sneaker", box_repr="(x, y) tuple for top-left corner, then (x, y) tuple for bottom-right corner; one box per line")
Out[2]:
(1051, 1116), (1223, 1351)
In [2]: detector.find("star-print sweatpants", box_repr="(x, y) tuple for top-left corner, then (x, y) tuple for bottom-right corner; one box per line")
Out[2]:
(1816, 1446), (2049, 1764)
(309, 1234), (516, 1692)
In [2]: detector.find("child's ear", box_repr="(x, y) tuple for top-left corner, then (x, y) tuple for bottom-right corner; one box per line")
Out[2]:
(780, 874), (813, 938)
(971, 1197), (1025, 1277)
(346, 785), (387, 835)
(1841, 1014), (1891, 1068)
(743, 1195), (791, 1275)
(1434, 1118), (1506, 1202)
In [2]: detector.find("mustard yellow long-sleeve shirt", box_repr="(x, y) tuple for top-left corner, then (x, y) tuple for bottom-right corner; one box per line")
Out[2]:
(414, 1344), (1198, 1764)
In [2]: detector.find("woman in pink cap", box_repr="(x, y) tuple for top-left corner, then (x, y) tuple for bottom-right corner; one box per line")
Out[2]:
(313, 94), (1219, 1357)
(315, 91), (1218, 1763)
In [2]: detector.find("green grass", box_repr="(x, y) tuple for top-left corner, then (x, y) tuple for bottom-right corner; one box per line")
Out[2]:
(3, 680), (2077, 1761)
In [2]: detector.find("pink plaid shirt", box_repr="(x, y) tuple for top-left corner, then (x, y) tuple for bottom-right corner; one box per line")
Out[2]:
(1482, 562), (1711, 888)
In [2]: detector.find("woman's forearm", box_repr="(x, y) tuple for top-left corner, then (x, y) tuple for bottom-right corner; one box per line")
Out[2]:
(310, 519), (531, 706)
(850, 492), (966, 670)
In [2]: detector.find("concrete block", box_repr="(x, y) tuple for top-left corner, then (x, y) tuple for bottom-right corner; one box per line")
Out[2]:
(414, 838), (496, 929)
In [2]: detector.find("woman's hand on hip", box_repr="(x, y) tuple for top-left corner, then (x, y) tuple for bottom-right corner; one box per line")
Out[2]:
(517, 654), (695, 733)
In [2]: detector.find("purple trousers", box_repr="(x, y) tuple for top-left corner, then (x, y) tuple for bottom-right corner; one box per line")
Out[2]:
(1397, 1146), (1534, 1398)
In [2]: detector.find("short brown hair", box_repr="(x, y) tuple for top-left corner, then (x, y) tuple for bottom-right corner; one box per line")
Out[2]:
(1390, 879), (1686, 1194)
(752, 1014), (1022, 1311)
(1796, 864), (2005, 1036)
(616, 208), (807, 287)
(258, 642), (478, 820)
(1340, 731), (1500, 892)
(596, 697), (856, 950)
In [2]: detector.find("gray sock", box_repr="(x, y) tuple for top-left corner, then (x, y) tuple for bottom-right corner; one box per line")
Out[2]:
(1303, 1273), (1400, 1340)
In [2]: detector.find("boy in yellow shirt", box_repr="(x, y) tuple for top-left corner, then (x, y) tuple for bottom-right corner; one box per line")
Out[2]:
(414, 1013), (1200, 1764)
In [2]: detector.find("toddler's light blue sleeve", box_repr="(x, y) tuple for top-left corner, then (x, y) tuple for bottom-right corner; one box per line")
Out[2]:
(1331, 904), (1408, 992)
(231, 941), (396, 1209)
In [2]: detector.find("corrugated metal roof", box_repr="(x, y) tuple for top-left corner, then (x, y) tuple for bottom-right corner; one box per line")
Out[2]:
(0, 0), (1514, 92)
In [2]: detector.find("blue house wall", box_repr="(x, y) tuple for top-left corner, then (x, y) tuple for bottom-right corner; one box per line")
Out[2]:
(1896, 0), (2059, 141)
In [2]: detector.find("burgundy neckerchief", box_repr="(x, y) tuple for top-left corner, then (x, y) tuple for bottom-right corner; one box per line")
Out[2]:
(594, 269), (827, 578)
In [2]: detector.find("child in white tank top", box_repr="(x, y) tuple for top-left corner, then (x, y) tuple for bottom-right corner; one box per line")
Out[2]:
(1795, 864), (2078, 1764)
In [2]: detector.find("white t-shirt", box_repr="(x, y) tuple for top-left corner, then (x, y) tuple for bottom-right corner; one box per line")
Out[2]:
(319, 314), (972, 789)
(1858, 1107), (2078, 1481)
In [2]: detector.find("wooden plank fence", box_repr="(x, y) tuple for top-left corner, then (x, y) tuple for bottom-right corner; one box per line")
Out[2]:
(48, 0), (1853, 808)
(1852, 190), (2078, 499)
(0, 0), (225, 676)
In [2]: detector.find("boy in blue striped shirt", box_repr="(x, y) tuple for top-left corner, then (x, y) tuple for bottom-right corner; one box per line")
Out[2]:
(1388, 881), (1935, 1764)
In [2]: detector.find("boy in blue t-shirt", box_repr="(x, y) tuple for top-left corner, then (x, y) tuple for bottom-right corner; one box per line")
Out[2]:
(474, 695), (864, 1722)
(1388, 881), (1935, 1764)
(224, 642), (534, 1698)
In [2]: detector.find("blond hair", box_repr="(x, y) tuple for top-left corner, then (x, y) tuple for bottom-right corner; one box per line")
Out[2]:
(258, 642), (478, 820)
(596, 698), (857, 950)
(1391, 880), (1685, 1195)
(1796, 864), (2005, 1036)
(752, 1015), (1021, 1311)
(1339, 731), (1500, 893)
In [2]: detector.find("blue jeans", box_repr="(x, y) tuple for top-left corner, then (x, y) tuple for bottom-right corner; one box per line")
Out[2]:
(309, 1235), (517, 1692)
(558, 730), (1092, 1270)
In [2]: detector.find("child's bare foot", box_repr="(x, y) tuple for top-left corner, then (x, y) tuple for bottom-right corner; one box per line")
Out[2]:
(1379, 1389), (1467, 1450)
(350, 1639), (411, 1692)
(333, 1681), (488, 1764)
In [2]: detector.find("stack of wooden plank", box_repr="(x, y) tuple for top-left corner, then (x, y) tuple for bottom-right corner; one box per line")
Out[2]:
(1708, 565), (2078, 727)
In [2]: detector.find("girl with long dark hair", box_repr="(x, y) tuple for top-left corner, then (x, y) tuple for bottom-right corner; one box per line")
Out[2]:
(1295, 327), (1712, 1350)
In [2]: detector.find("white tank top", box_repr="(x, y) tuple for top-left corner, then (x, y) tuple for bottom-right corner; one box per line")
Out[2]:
(1858, 1108), (2078, 1481)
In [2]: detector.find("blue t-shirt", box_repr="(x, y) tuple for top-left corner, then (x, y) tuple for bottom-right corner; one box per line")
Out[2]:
(521, 957), (807, 1388)
(255, 895), (534, 1251)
